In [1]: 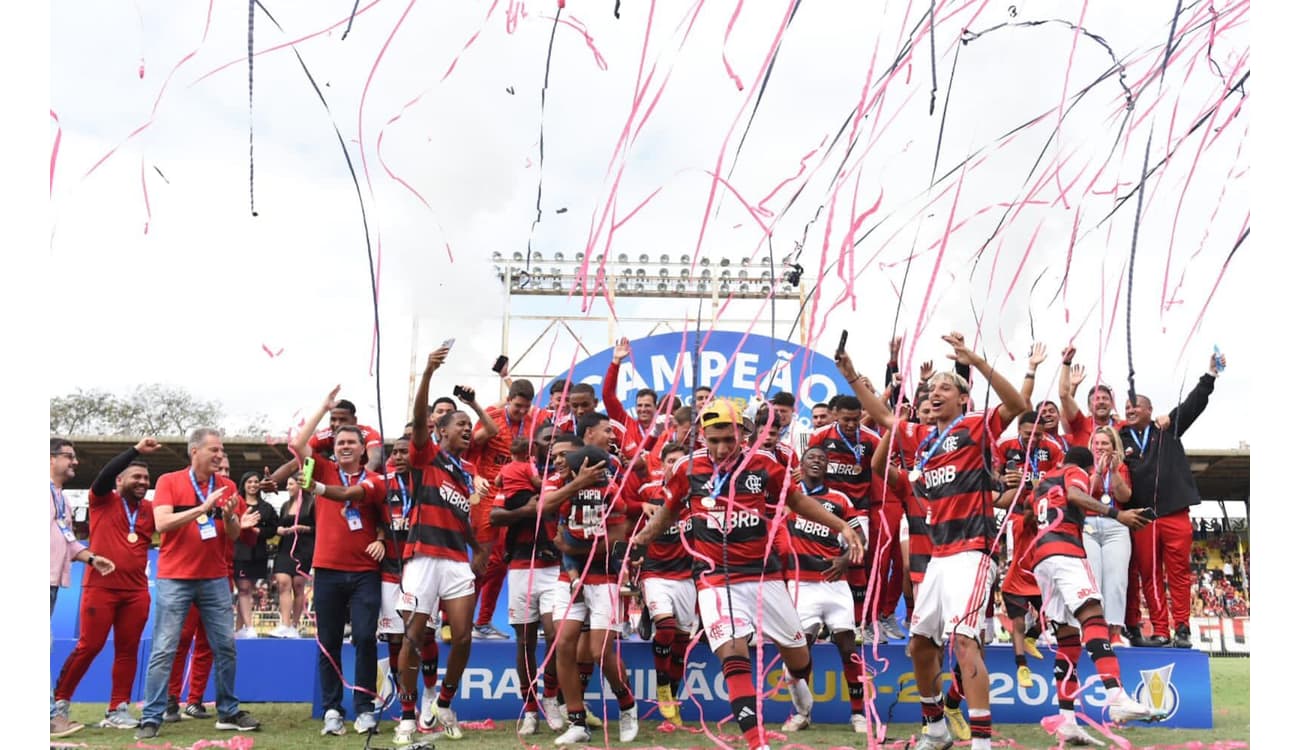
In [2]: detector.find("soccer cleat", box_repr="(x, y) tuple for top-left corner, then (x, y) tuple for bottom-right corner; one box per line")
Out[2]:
(354, 710), (379, 734)
(1107, 692), (1156, 724)
(472, 624), (510, 640)
(99, 702), (140, 729)
(1056, 720), (1106, 746)
(394, 718), (419, 746)
(944, 706), (971, 741)
(540, 696), (567, 731)
(163, 696), (182, 723)
(912, 728), (955, 750)
(440, 624), (453, 642)
(518, 711), (540, 736)
(418, 692), (438, 732)
(215, 710), (261, 731)
(1017, 665), (1033, 688)
(554, 723), (592, 745)
(133, 721), (160, 740)
(583, 704), (604, 728)
(781, 712), (811, 732)
(850, 713), (870, 733)
(50, 714), (84, 738)
(1024, 637), (1044, 660)
(436, 705), (464, 739)
(656, 684), (682, 725)
(790, 676), (814, 716)
(618, 707), (639, 742)
(184, 702), (212, 720)
(321, 709), (346, 736)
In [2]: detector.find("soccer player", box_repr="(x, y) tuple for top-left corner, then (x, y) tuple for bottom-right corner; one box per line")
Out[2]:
(1031, 446), (1158, 744)
(780, 446), (870, 733)
(631, 441), (695, 726)
(135, 429), (261, 739)
(838, 332), (1027, 750)
(603, 337), (662, 460)
(633, 400), (864, 750)
(390, 347), (490, 744)
(54, 438), (161, 730)
(309, 397), (385, 471)
(293, 387), (389, 736)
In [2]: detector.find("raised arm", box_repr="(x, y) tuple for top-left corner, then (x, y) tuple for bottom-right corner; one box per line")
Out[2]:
(91, 438), (162, 498)
(870, 427), (901, 485)
(1166, 352), (1223, 437)
(602, 338), (633, 425)
(943, 332), (1028, 423)
(293, 385), (341, 461)
(786, 487), (865, 561)
(412, 346), (450, 450)
(1058, 346), (1084, 424)
(835, 350), (897, 431)
(463, 387), (499, 447)
(540, 459), (606, 516)
(1021, 343), (1047, 407)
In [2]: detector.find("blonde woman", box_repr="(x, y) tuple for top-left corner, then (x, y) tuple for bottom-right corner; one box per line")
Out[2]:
(1083, 426), (1132, 645)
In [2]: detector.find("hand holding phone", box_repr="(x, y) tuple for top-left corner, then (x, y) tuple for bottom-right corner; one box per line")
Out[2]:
(492, 355), (509, 376)
(836, 330), (849, 357)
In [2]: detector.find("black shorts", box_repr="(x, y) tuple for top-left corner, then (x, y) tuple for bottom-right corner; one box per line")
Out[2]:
(234, 558), (270, 582)
(1003, 592), (1042, 622)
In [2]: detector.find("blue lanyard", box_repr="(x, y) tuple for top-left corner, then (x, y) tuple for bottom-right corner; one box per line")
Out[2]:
(914, 417), (964, 473)
(395, 474), (412, 519)
(121, 496), (140, 534)
(1128, 425), (1151, 457)
(800, 480), (824, 496)
(444, 452), (473, 490)
(504, 412), (526, 439)
(50, 482), (67, 519)
(1102, 468), (1112, 496)
(836, 425), (864, 461)
(1020, 439), (1039, 476)
(708, 458), (735, 503)
(188, 470), (215, 504)
(339, 468), (366, 510)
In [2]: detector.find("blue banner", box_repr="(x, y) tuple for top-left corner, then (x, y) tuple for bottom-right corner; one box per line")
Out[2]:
(547, 330), (851, 428)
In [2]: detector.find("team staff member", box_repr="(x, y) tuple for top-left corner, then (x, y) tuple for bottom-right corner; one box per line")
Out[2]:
(54, 438), (161, 730)
(136, 429), (260, 739)
(603, 338), (662, 460)
(634, 400), (864, 750)
(293, 387), (389, 736)
(308, 397), (385, 471)
(839, 333), (1028, 750)
(1122, 350), (1226, 650)
(391, 347), (489, 744)
(1058, 346), (1124, 446)
(50, 438), (117, 739)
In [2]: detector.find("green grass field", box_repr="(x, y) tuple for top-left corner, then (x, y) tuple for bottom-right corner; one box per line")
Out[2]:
(55, 658), (1248, 749)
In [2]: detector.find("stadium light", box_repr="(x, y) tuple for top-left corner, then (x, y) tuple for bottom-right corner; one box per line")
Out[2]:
(494, 251), (802, 299)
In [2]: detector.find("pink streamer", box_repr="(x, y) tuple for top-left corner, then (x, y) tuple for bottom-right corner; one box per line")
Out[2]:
(49, 110), (61, 197)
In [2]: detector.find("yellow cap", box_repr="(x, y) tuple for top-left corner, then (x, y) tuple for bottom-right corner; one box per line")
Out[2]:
(699, 399), (745, 428)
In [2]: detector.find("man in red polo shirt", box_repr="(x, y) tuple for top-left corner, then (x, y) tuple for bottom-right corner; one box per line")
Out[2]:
(54, 438), (162, 730)
(603, 338), (662, 461)
(1057, 346), (1125, 447)
(134, 429), (261, 739)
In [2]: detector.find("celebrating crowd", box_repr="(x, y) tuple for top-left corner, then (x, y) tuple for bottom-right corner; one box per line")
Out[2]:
(48, 332), (1229, 749)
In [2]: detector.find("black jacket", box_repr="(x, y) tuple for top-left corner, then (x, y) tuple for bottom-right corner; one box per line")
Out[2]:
(233, 497), (279, 562)
(1121, 373), (1216, 516)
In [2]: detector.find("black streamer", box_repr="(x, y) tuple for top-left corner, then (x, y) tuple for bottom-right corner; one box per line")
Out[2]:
(248, 0), (257, 217)
(342, 0), (363, 40)
(525, 11), (563, 280)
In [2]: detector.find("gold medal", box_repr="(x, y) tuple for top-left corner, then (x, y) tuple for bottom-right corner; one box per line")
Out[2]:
(127, 532), (139, 543)
(908, 469), (922, 483)
(700, 496), (716, 509)
(196, 514), (209, 524)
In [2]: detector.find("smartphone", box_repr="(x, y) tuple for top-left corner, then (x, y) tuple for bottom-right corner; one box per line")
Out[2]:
(492, 355), (509, 375)
(453, 385), (474, 401)
(836, 329), (849, 356)
(440, 338), (456, 351)
(300, 457), (316, 489)
(1141, 507), (1157, 519)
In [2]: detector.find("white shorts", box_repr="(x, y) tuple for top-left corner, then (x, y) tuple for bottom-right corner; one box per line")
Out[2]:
(1033, 555), (1101, 628)
(642, 577), (698, 632)
(910, 550), (994, 644)
(396, 555), (476, 616)
(697, 580), (807, 652)
(379, 581), (406, 635)
(787, 579), (855, 634)
(507, 566), (562, 625)
(560, 582), (623, 631)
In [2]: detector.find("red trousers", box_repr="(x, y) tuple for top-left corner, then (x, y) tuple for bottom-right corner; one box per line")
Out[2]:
(169, 605), (214, 703)
(1126, 508), (1193, 636)
(474, 528), (508, 627)
(54, 587), (151, 705)
(864, 502), (906, 620)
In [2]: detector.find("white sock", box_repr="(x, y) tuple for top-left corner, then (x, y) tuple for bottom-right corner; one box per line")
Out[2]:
(926, 718), (947, 738)
(1060, 708), (1076, 724)
(1106, 686), (1124, 702)
(972, 739), (992, 750)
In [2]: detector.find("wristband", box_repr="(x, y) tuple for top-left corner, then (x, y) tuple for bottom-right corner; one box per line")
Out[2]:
(1106, 506), (1119, 520)
(313, 482), (327, 497)
(1024, 372), (1036, 379)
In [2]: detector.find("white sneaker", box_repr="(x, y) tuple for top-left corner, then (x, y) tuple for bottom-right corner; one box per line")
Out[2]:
(1107, 692), (1156, 723)
(618, 707), (638, 742)
(99, 702), (140, 729)
(393, 718), (418, 745)
(235, 626), (259, 639)
(781, 712), (811, 732)
(518, 711), (539, 736)
(554, 723), (592, 745)
(418, 693), (437, 733)
(436, 705), (463, 739)
(540, 696), (566, 731)
(354, 710), (379, 734)
(321, 709), (345, 736)
(850, 713), (869, 733)
(1056, 720), (1106, 746)
(913, 728), (955, 750)
(789, 675), (814, 716)
(272, 624), (299, 638)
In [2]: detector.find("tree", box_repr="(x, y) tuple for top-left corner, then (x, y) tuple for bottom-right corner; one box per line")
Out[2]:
(50, 384), (234, 437)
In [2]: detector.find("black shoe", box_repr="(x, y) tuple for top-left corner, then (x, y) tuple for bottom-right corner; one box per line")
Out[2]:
(184, 703), (212, 720)
(163, 697), (182, 723)
(134, 722), (160, 740)
(1172, 625), (1193, 649)
(215, 710), (262, 731)
(1148, 634), (1172, 647)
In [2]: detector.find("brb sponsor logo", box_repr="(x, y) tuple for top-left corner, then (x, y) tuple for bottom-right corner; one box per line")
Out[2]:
(1134, 663), (1180, 719)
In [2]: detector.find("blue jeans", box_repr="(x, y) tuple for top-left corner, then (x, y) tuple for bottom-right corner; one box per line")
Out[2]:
(140, 578), (239, 724)
(314, 568), (381, 717)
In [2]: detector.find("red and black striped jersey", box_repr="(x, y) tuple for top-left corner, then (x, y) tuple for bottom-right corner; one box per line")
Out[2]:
(784, 484), (860, 583)
(807, 424), (882, 509)
(891, 470), (932, 585)
(896, 409), (1008, 558)
(636, 475), (692, 581)
(994, 437), (1064, 481)
(379, 471), (416, 583)
(1031, 464), (1091, 565)
(663, 448), (789, 587)
(543, 470), (628, 585)
(406, 441), (478, 563)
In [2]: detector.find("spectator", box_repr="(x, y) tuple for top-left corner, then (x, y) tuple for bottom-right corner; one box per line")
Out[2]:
(271, 477), (314, 638)
(1083, 426), (1133, 645)
(233, 472), (278, 638)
